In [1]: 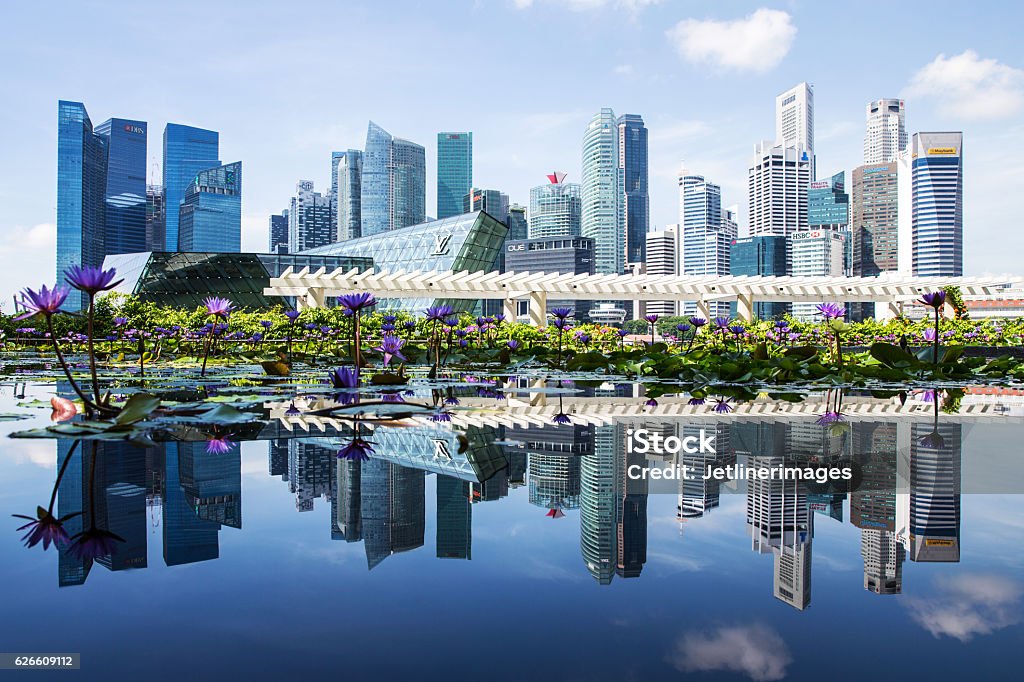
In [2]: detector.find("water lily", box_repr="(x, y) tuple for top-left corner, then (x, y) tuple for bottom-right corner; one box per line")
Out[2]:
(206, 435), (236, 454)
(338, 292), (377, 312)
(65, 264), (123, 295)
(68, 526), (125, 561)
(337, 436), (374, 461)
(13, 506), (78, 551)
(816, 302), (845, 320)
(506, 339), (520, 351)
(15, 284), (70, 321)
(329, 366), (359, 389)
(550, 307), (574, 320)
(50, 395), (77, 422)
(815, 411), (845, 425)
(425, 305), (455, 322)
(373, 334), (407, 367)
(203, 296), (234, 320)
(919, 291), (946, 309)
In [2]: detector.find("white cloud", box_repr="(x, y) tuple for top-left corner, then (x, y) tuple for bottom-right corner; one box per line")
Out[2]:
(0, 223), (55, 253)
(613, 64), (634, 75)
(666, 9), (796, 73)
(905, 50), (1024, 120)
(667, 623), (792, 681)
(515, 0), (662, 11)
(905, 573), (1023, 642)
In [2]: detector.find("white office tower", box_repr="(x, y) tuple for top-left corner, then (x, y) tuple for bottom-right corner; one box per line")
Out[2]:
(776, 82), (814, 177)
(910, 132), (964, 277)
(288, 180), (335, 253)
(861, 528), (904, 594)
(644, 225), (679, 317)
(789, 229), (847, 320)
(773, 534), (812, 610)
(748, 142), (811, 238)
(679, 168), (735, 317)
(581, 108), (623, 275)
(864, 99), (907, 164)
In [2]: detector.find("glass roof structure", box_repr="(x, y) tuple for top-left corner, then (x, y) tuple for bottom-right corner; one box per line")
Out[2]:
(300, 211), (508, 313)
(103, 251), (371, 310)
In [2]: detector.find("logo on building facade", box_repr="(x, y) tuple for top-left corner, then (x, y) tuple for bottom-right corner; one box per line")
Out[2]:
(432, 232), (453, 256)
(123, 124), (144, 134)
(432, 439), (452, 460)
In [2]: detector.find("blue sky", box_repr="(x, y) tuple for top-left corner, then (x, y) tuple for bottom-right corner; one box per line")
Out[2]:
(1, 0), (1022, 307)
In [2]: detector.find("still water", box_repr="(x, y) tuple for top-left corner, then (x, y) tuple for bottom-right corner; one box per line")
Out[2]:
(1, 380), (1022, 681)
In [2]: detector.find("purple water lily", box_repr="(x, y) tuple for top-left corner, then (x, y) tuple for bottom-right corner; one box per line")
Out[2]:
(644, 314), (659, 324)
(15, 284), (70, 320)
(550, 307), (574, 320)
(203, 296), (234, 320)
(552, 413), (572, 425)
(816, 302), (845, 320)
(919, 291), (946, 309)
(329, 366), (359, 389)
(337, 436), (374, 461)
(68, 526), (125, 562)
(425, 305), (455, 322)
(923, 327), (937, 342)
(373, 334), (407, 367)
(206, 435), (237, 454)
(285, 309), (301, 322)
(13, 506), (78, 551)
(507, 339), (521, 351)
(113, 316), (129, 327)
(689, 316), (708, 328)
(815, 411), (845, 425)
(338, 292), (377, 312)
(65, 264), (123, 295)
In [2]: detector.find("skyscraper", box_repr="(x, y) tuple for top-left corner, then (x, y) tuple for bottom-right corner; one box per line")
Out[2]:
(437, 132), (473, 219)
(145, 185), (166, 253)
(864, 99), (907, 164)
(748, 141), (811, 239)
(851, 162), (899, 277)
(789, 230), (848, 320)
(680, 169), (735, 317)
(529, 173), (581, 238)
(776, 82), (814, 177)
(730, 236), (789, 319)
(162, 124), (220, 251)
(94, 118), (147, 256)
(911, 132), (964, 277)
(177, 161), (242, 252)
(463, 187), (509, 222)
(582, 108), (622, 275)
(436, 475), (471, 560)
(617, 114), (649, 267)
(268, 211), (289, 254)
(507, 204), (528, 241)
(361, 122), (425, 237)
(287, 180), (334, 252)
(334, 150), (362, 241)
(57, 101), (108, 311)
(644, 225), (679, 317)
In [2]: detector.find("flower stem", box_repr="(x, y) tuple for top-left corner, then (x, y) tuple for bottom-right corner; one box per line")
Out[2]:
(45, 315), (95, 412)
(85, 295), (103, 407)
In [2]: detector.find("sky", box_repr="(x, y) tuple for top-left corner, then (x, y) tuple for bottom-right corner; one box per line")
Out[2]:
(1, 0), (1022, 308)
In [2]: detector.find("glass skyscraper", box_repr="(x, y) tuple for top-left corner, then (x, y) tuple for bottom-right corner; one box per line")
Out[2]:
(287, 180), (334, 252)
(94, 118), (147, 256)
(582, 109), (622, 275)
(178, 161), (242, 252)
(57, 100), (109, 311)
(617, 114), (648, 267)
(437, 132), (473, 219)
(163, 123), (220, 251)
(911, 132), (963, 277)
(730, 235), (789, 319)
(360, 121), (425, 237)
(145, 185), (166, 253)
(334, 150), (362, 241)
(680, 171), (734, 317)
(269, 212), (288, 254)
(529, 173), (581, 239)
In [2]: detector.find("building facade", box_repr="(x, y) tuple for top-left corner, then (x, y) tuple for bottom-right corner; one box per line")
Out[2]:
(864, 99), (907, 164)
(776, 82), (814, 177)
(529, 173), (582, 239)
(361, 122), (426, 237)
(617, 114), (649, 267)
(463, 188), (509, 223)
(582, 109), (622, 275)
(178, 162), (242, 253)
(789, 229), (848, 320)
(911, 132), (963, 277)
(94, 118), (147, 256)
(437, 132), (473, 220)
(145, 185), (166, 253)
(504, 236), (595, 320)
(288, 180), (334, 253)
(730, 236), (789, 319)
(269, 211), (289, 254)
(680, 170), (735, 317)
(333, 150), (362, 242)
(644, 225), (679, 317)
(748, 141), (811, 238)
(163, 123), (220, 251)
(851, 162), (899, 276)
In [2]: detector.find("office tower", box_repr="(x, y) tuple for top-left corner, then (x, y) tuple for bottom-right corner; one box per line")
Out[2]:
(616, 429), (648, 579)
(94, 118), (147, 256)
(361, 121), (425, 237)
(178, 161), (242, 252)
(582, 108), (622, 275)
(436, 475), (471, 559)
(463, 187), (509, 222)
(808, 171), (851, 274)
(861, 528), (905, 595)
(730, 235), (789, 316)
(145, 185), (166, 252)
(269, 439), (289, 478)
(644, 225), (679, 317)
(851, 162), (900, 316)
(528, 172), (582, 238)
(335, 458), (362, 542)
(286, 441), (335, 512)
(179, 441), (241, 528)
(287, 180), (334, 252)
(57, 440), (92, 586)
(163, 442), (220, 566)
(789, 230), (847, 320)
(527, 454), (581, 512)
(504, 236), (594, 319)
(91, 444), (148, 572)
(864, 99), (907, 164)
(361, 459), (425, 569)
(911, 132), (964, 276)
(776, 82), (814, 177)
(748, 141), (811, 238)
(617, 114), (649, 266)
(330, 150), (345, 236)
(437, 132), (473, 219)
(163, 123), (220, 251)
(679, 170), (735, 317)
(334, 150), (363, 241)
(507, 204), (528, 241)
(268, 211), (289, 254)
(580, 423), (618, 584)
(57, 101), (108, 311)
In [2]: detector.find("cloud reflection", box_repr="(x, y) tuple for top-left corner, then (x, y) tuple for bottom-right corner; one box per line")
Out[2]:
(905, 573), (1023, 642)
(667, 623), (792, 681)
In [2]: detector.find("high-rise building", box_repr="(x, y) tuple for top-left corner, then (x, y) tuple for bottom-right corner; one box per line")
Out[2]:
(436, 475), (471, 560)
(507, 204), (528, 241)
(145, 185), (165, 253)
(505, 236), (594, 320)
(808, 171), (851, 276)
(679, 170), (735, 317)
(776, 82), (814, 177)
(287, 180), (334, 253)
(851, 162), (899, 277)
(178, 162), (242, 252)
(94, 118), (147, 256)
(911, 132), (964, 277)
(864, 99), (907, 164)
(730, 236), (789, 319)
(789, 229), (847, 320)
(334, 150), (362, 241)
(904, 422), (962, 563)
(748, 141), (811, 238)
(268, 211), (289, 254)
(644, 225), (679, 317)
(580, 423), (618, 585)
(163, 123), (220, 251)
(617, 114), (649, 267)
(57, 101), (108, 311)
(529, 172), (581, 238)
(360, 121), (425, 237)
(437, 132), (473, 220)
(582, 108), (622, 275)
(463, 187), (509, 222)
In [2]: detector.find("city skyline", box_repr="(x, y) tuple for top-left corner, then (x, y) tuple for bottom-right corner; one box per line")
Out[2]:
(2, 1), (1022, 307)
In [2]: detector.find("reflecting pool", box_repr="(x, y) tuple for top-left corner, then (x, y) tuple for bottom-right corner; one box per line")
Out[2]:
(1, 380), (1022, 680)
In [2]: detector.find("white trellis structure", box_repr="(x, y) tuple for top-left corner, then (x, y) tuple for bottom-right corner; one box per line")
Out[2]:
(265, 267), (1020, 325)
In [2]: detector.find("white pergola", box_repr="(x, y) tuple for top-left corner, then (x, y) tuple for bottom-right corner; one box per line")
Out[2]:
(265, 267), (1020, 324)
